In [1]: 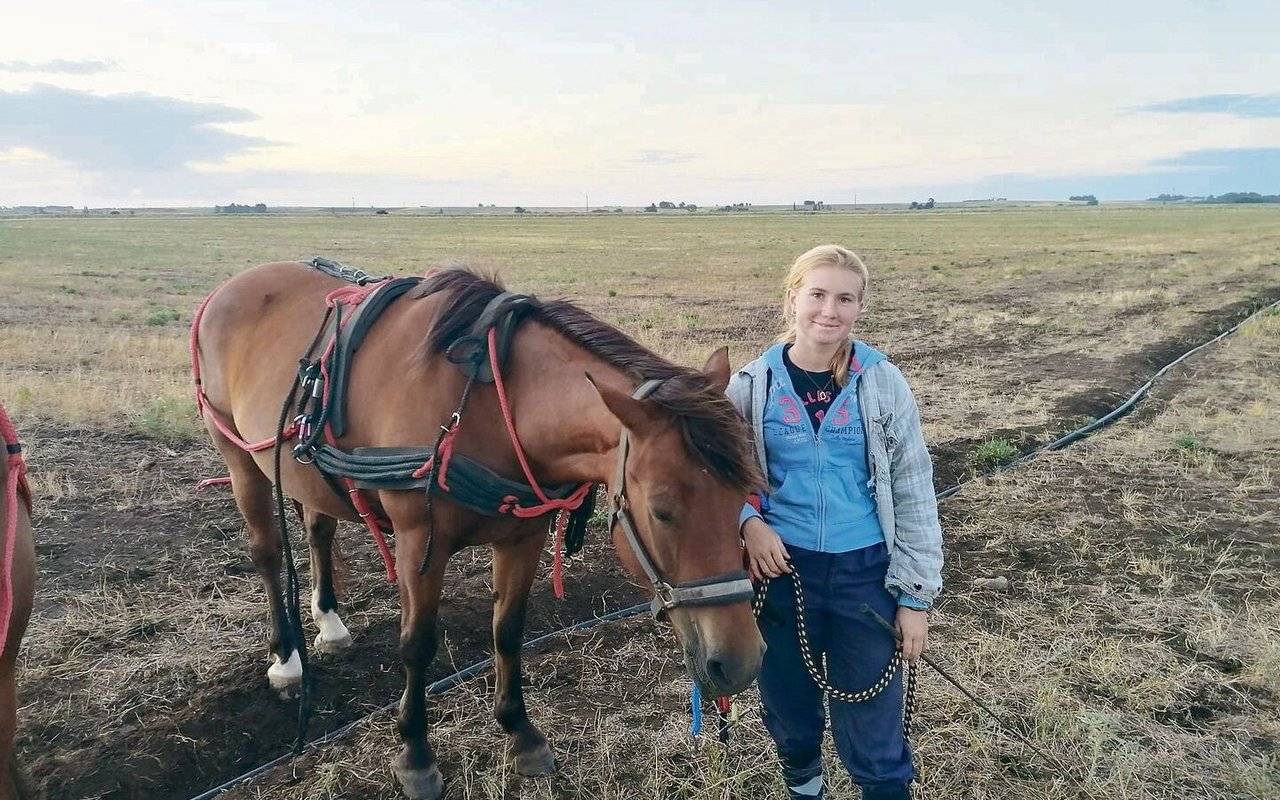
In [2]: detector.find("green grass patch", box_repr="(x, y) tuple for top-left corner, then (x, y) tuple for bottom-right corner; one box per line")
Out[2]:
(1174, 433), (1201, 451)
(145, 307), (182, 326)
(134, 396), (201, 441)
(972, 437), (1019, 469)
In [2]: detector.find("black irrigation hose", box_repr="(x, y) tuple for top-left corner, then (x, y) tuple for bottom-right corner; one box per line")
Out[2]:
(186, 295), (1279, 800)
(919, 295), (1280, 783)
(936, 296), (1280, 500)
(188, 602), (649, 800)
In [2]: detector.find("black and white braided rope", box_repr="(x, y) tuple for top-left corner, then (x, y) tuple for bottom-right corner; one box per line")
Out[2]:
(753, 571), (917, 738)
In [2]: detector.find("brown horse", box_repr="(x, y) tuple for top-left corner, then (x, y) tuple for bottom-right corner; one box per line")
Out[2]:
(193, 261), (765, 798)
(0, 402), (35, 800)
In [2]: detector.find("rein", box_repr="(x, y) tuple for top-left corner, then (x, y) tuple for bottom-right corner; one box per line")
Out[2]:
(0, 402), (29, 659)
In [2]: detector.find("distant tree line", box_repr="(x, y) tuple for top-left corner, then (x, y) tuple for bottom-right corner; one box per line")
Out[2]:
(1200, 192), (1280, 204)
(1069, 195), (1099, 205)
(909, 198), (935, 209)
(216, 203), (267, 214)
(1148, 192), (1278, 204)
(644, 201), (698, 212)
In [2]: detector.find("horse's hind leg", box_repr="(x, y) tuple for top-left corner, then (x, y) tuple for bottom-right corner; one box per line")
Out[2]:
(298, 504), (352, 653)
(492, 526), (556, 776)
(210, 431), (303, 696)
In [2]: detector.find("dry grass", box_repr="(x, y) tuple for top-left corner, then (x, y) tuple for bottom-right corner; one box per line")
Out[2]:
(3, 207), (1278, 451)
(4, 207), (1278, 798)
(210, 266), (1280, 798)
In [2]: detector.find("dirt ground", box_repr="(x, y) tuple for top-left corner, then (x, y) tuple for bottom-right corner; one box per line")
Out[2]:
(18, 426), (646, 799)
(12, 296), (1276, 799)
(2, 208), (1277, 799)
(206, 297), (1279, 800)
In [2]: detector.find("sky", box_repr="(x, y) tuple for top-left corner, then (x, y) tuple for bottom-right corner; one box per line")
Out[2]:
(1, 0), (1278, 207)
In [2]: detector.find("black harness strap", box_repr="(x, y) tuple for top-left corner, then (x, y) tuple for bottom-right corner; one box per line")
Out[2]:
(444, 291), (537, 383)
(286, 267), (599, 568)
(312, 445), (584, 515)
(305, 256), (388, 285)
(327, 277), (424, 437)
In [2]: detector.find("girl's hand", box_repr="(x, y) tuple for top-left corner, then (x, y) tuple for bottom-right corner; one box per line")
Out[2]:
(895, 608), (929, 661)
(742, 517), (792, 578)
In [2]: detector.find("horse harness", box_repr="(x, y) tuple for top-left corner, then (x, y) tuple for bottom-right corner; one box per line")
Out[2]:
(0, 401), (31, 660)
(286, 259), (755, 617)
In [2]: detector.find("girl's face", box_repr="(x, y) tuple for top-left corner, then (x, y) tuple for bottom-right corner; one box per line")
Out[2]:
(787, 265), (863, 350)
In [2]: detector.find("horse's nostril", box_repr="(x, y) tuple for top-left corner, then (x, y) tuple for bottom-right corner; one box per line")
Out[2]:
(706, 655), (727, 686)
(705, 657), (731, 689)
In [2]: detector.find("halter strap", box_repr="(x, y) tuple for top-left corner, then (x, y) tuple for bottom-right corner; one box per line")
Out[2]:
(609, 379), (754, 618)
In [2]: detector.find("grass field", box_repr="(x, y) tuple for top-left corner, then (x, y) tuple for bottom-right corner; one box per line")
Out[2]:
(0, 206), (1277, 798)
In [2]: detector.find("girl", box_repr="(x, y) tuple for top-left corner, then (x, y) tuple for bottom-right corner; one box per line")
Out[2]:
(727, 245), (944, 800)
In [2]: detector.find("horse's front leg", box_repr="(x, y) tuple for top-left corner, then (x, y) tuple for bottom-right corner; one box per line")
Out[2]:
(492, 524), (556, 775)
(390, 521), (449, 800)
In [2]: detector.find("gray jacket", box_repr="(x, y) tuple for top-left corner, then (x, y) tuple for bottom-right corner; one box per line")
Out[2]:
(727, 350), (945, 606)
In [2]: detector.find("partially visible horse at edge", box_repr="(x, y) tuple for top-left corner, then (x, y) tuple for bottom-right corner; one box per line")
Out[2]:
(0, 401), (35, 800)
(192, 261), (765, 799)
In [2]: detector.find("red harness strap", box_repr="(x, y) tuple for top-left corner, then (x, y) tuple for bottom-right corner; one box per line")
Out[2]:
(0, 402), (30, 658)
(314, 285), (401, 581)
(190, 287), (299, 451)
(486, 327), (593, 597)
(193, 277), (591, 595)
(191, 281), (395, 579)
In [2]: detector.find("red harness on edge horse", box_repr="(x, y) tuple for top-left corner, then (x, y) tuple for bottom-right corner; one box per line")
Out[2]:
(0, 402), (31, 658)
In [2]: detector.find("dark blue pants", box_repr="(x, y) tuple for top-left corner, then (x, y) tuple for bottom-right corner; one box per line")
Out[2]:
(757, 543), (913, 796)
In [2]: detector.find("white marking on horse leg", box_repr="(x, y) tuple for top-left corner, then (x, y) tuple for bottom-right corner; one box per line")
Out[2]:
(312, 589), (352, 653)
(267, 649), (303, 694)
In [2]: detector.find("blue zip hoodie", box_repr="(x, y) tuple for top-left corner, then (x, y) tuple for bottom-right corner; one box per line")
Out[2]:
(730, 342), (944, 609)
(741, 341), (887, 553)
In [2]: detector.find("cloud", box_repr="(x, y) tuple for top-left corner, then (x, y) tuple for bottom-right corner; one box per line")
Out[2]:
(632, 150), (696, 166)
(901, 147), (1280, 202)
(1136, 94), (1280, 118)
(0, 84), (272, 172)
(0, 59), (114, 75)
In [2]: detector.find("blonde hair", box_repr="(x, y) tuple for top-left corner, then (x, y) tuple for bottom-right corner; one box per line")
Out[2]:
(776, 244), (870, 387)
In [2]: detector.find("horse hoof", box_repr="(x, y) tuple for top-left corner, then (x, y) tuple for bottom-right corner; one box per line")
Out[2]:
(314, 631), (353, 654)
(267, 650), (303, 696)
(513, 743), (557, 776)
(393, 763), (443, 800)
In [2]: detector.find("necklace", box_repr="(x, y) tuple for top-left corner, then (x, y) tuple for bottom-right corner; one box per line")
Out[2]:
(797, 366), (835, 403)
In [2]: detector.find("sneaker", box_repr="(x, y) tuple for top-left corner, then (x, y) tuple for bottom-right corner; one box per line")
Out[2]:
(781, 751), (824, 799)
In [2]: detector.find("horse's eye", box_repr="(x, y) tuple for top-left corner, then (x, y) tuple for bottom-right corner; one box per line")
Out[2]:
(650, 507), (676, 525)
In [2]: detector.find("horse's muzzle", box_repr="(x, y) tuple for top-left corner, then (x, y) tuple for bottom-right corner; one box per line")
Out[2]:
(675, 607), (765, 696)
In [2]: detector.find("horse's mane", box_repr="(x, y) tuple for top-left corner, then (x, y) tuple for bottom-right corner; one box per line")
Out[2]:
(415, 267), (762, 491)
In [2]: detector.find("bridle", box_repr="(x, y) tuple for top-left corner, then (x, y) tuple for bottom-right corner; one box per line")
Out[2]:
(608, 379), (755, 618)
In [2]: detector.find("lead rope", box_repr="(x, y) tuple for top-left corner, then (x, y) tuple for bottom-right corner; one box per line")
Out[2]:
(752, 572), (916, 737)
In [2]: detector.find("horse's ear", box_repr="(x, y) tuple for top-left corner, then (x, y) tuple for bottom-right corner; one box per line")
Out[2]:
(585, 372), (657, 432)
(702, 346), (731, 393)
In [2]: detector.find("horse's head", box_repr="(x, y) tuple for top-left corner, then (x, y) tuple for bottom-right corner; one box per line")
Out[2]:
(589, 348), (765, 696)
